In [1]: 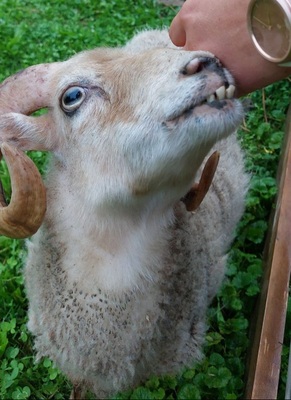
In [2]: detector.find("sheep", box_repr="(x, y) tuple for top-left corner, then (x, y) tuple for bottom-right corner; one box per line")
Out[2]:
(0, 29), (248, 399)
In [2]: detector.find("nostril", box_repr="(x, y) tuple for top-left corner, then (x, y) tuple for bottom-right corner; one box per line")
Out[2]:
(181, 56), (222, 76)
(181, 59), (201, 75)
(198, 56), (222, 71)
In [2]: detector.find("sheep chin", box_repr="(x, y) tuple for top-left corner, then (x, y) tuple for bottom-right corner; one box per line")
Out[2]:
(165, 98), (242, 129)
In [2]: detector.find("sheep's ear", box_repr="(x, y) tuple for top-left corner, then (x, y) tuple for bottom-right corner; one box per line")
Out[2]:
(0, 112), (59, 151)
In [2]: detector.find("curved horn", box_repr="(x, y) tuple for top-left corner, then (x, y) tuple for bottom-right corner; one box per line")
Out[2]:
(0, 63), (61, 238)
(0, 62), (62, 115)
(0, 143), (46, 239)
(181, 151), (220, 212)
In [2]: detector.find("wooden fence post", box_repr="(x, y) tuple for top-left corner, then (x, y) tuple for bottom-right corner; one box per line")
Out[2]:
(245, 105), (291, 399)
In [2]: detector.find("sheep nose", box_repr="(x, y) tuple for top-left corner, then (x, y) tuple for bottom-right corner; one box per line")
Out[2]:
(182, 56), (223, 76)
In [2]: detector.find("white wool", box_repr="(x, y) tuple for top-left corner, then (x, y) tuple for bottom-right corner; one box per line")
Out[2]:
(1, 30), (248, 398)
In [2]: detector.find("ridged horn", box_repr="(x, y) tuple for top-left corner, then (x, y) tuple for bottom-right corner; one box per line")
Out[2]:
(0, 62), (61, 115)
(181, 151), (220, 212)
(0, 62), (62, 238)
(0, 143), (46, 239)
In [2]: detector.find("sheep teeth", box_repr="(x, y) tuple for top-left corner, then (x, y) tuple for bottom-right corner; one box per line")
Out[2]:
(206, 84), (236, 104)
(215, 85), (226, 100)
(207, 94), (215, 103)
(226, 84), (235, 99)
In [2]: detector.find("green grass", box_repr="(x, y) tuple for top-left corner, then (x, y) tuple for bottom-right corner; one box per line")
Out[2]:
(0, 0), (290, 399)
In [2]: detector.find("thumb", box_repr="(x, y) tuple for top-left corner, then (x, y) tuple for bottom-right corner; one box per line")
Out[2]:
(169, 15), (187, 47)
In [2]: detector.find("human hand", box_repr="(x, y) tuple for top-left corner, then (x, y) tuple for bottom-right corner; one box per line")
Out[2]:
(169, 0), (290, 96)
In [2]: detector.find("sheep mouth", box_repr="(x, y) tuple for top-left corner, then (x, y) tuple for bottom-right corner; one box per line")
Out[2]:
(168, 84), (236, 122)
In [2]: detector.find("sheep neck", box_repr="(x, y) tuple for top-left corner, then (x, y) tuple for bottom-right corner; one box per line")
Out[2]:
(45, 184), (178, 294)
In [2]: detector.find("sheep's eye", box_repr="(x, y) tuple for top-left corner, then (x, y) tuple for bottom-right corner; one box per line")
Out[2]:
(61, 86), (87, 113)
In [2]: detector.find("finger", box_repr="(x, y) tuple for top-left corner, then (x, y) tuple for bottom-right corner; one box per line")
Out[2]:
(169, 14), (187, 47)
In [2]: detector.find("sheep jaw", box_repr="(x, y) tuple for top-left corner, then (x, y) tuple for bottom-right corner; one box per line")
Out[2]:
(167, 83), (237, 124)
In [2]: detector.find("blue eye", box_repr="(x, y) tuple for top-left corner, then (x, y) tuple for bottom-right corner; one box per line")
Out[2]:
(61, 86), (87, 113)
